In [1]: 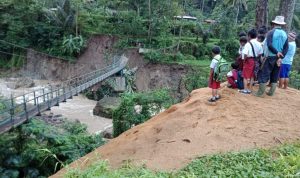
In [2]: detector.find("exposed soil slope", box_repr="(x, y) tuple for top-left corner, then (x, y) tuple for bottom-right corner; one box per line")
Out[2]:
(52, 86), (300, 177)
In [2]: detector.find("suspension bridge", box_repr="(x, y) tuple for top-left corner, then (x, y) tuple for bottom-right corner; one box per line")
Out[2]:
(0, 55), (128, 134)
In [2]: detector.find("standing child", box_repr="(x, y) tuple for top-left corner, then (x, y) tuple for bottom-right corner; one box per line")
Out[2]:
(237, 36), (248, 71)
(227, 63), (239, 89)
(208, 46), (222, 102)
(279, 32), (297, 89)
(240, 29), (263, 94)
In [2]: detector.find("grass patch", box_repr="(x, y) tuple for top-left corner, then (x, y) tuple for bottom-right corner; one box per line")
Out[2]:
(65, 143), (300, 177)
(175, 59), (211, 68)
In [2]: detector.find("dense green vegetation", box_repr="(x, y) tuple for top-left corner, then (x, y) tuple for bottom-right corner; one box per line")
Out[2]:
(1, 0), (299, 63)
(113, 89), (173, 137)
(0, 119), (104, 177)
(66, 143), (300, 177)
(1, 0), (300, 177)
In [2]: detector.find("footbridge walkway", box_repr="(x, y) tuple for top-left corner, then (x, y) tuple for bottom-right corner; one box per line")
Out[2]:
(0, 55), (128, 133)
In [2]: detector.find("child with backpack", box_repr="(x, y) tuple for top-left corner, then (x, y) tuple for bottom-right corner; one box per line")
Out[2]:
(208, 46), (228, 102)
(227, 63), (239, 89)
(240, 29), (263, 94)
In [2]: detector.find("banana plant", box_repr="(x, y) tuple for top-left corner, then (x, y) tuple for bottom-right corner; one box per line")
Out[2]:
(62, 34), (84, 56)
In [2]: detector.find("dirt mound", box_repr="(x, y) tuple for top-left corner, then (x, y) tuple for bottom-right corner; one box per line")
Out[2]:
(52, 86), (300, 177)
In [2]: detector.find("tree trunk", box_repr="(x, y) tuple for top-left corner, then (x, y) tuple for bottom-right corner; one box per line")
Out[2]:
(279, 0), (296, 31)
(255, 0), (268, 29)
(235, 1), (240, 26)
(177, 24), (183, 52)
(148, 0), (151, 41)
(75, 5), (79, 37)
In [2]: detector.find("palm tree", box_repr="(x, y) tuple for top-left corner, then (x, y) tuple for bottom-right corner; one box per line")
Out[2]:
(43, 0), (76, 33)
(224, 0), (248, 25)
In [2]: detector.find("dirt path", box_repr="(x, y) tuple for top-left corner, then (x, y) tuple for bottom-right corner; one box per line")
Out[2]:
(52, 86), (300, 177)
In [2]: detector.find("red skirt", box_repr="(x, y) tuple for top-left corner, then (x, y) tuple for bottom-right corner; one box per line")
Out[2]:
(242, 58), (255, 79)
(236, 57), (243, 71)
(209, 73), (221, 89)
(227, 77), (237, 88)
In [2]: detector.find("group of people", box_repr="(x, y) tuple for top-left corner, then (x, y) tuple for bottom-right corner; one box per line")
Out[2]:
(208, 16), (297, 102)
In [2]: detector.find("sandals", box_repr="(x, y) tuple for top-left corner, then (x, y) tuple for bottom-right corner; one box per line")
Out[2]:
(239, 90), (251, 94)
(208, 97), (217, 102)
(208, 95), (221, 102)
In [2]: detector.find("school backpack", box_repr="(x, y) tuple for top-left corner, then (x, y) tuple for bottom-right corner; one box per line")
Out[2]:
(213, 57), (230, 82)
(237, 70), (244, 89)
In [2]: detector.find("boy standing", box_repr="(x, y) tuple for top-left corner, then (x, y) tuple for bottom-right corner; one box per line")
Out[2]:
(208, 46), (222, 102)
(279, 32), (297, 89)
(240, 29), (263, 94)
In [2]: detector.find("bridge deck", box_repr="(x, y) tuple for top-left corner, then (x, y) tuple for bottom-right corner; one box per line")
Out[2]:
(0, 56), (128, 133)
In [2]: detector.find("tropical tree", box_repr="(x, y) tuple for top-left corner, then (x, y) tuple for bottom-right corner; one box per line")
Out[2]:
(255, 0), (268, 29)
(279, 0), (296, 31)
(224, 0), (248, 25)
(43, 0), (76, 33)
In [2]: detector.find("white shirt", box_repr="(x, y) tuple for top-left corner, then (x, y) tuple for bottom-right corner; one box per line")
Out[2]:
(210, 54), (221, 70)
(238, 45), (244, 55)
(227, 71), (233, 77)
(242, 39), (263, 59)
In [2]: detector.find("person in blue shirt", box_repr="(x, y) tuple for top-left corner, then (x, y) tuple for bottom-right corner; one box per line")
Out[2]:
(255, 16), (289, 97)
(279, 32), (297, 89)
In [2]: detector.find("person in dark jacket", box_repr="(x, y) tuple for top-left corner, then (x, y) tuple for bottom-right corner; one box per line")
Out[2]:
(255, 16), (289, 97)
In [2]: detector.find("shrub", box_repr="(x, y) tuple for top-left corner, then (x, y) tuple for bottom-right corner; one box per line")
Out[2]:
(112, 90), (173, 137)
(62, 35), (85, 57)
(184, 68), (210, 92)
(290, 71), (300, 90)
(143, 51), (165, 63)
(218, 38), (239, 60)
(0, 119), (104, 177)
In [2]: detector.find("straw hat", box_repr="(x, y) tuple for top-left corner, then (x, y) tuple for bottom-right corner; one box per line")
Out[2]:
(272, 16), (286, 25)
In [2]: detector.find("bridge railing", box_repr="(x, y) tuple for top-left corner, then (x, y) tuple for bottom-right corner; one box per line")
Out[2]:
(0, 55), (127, 133)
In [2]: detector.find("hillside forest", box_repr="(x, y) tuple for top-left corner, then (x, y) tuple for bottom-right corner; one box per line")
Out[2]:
(0, 0), (300, 177)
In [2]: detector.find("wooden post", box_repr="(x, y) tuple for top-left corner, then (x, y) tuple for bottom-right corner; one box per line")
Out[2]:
(33, 91), (37, 106)
(37, 94), (41, 116)
(23, 95), (28, 120)
(75, 78), (78, 96)
(50, 85), (53, 99)
(46, 92), (51, 111)
(42, 89), (46, 103)
(10, 94), (14, 126)
(55, 89), (59, 106)
(69, 85), (73, 99)
(63, 86), (66, 102)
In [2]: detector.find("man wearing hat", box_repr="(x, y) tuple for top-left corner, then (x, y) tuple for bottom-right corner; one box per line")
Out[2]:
(255, 16), (289, 97)
(279, 32), (297, 89)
